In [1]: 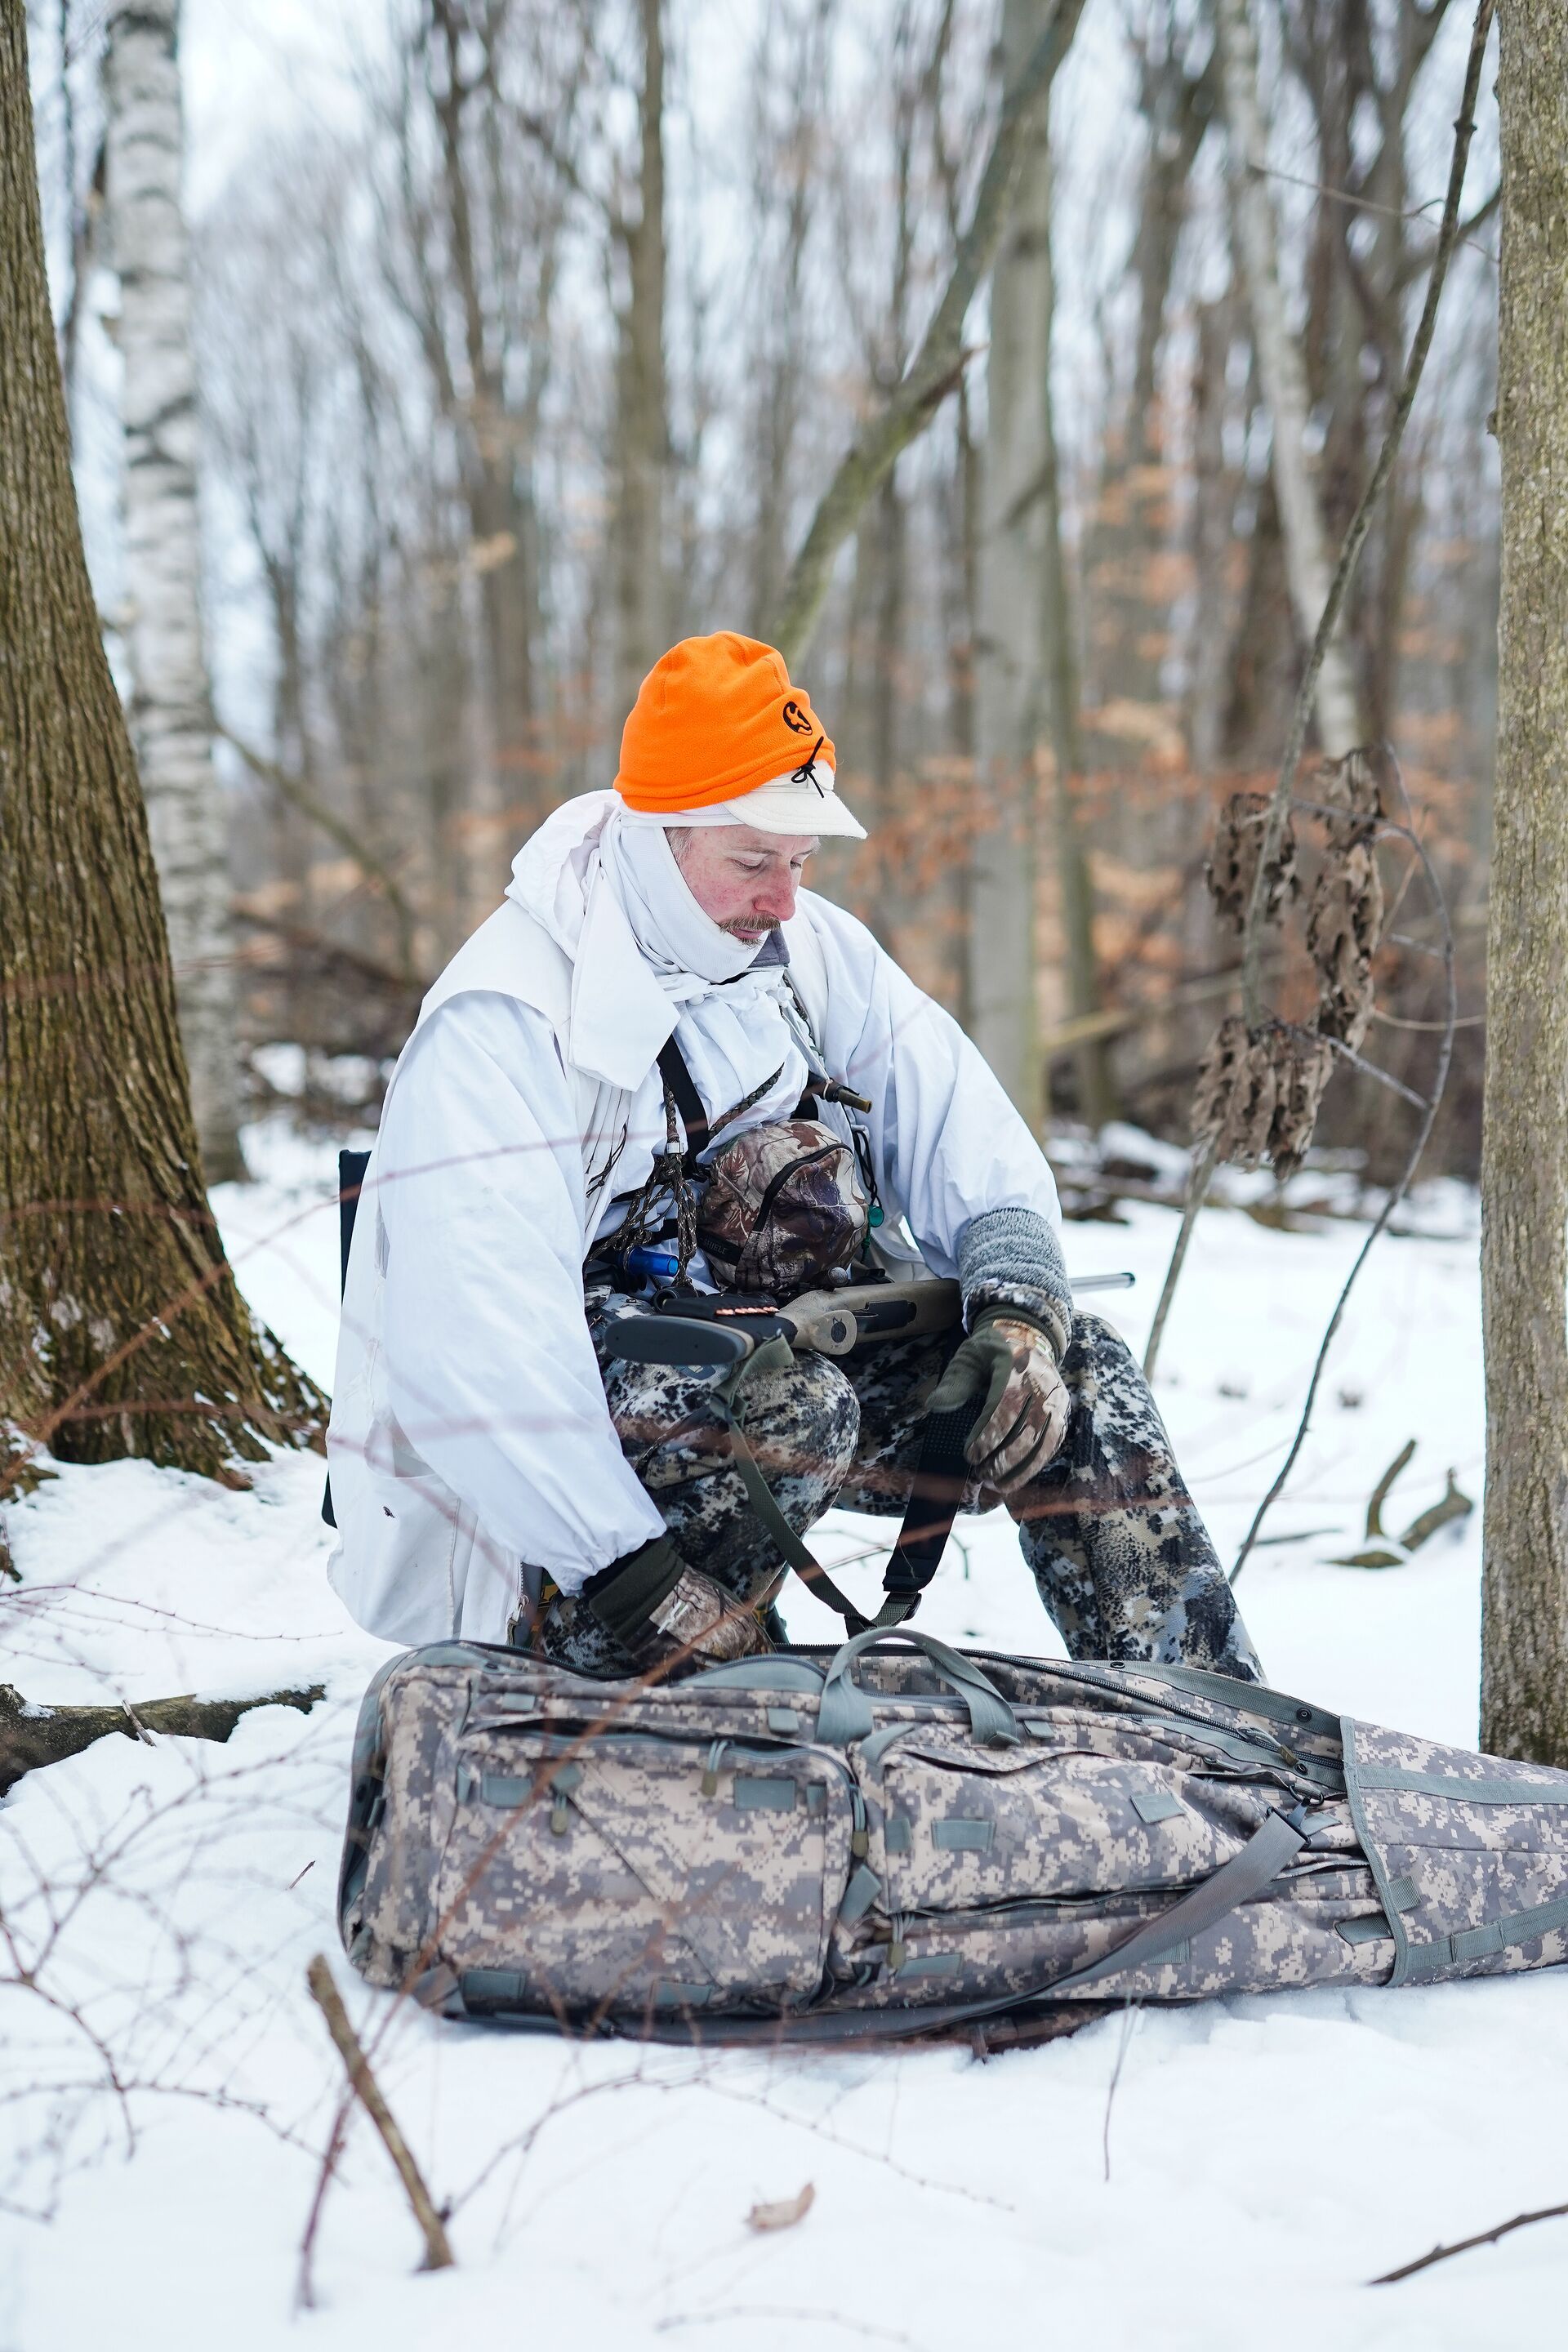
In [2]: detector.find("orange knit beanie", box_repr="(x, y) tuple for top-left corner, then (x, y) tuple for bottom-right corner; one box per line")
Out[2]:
(615, 633), (837, 812)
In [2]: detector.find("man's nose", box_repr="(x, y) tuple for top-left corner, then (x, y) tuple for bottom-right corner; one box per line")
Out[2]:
(754, 871), (798, 922)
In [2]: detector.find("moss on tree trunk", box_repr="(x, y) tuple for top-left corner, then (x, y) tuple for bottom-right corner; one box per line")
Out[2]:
(1481, 0), (1568, 1763)
(0, 0), (325, 1492)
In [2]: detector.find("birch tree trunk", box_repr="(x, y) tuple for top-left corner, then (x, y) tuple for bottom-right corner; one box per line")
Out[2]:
(613, 0), (669, 726)
(0, 0), (324, 1490)
(1480, 0), (1568, 1766)
(1215, 0), (1362, 759)
(104, 0), (245, 1182)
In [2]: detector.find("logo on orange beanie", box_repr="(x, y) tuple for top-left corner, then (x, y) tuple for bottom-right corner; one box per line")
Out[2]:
(615, 633), (839, 813)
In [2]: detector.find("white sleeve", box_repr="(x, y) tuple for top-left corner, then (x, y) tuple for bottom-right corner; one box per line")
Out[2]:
(376, 993), (665, 1592)
(803, 898), (1065, 1276)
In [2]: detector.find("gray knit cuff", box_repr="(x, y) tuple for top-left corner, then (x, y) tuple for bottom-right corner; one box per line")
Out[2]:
(957, 1208), (1073, 1361)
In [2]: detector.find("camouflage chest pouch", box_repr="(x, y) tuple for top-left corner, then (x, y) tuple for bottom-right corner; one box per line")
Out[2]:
(697, 1117), (870, 1295)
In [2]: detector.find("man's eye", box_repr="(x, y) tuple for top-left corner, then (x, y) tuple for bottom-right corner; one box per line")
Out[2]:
(733, 858), (767, 875)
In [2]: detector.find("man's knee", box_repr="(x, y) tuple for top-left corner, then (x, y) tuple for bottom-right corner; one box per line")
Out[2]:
(729, 1348), (861, 1494)
(1060, 1311), (1140, 1391)
(603, 1340), (859, 1493)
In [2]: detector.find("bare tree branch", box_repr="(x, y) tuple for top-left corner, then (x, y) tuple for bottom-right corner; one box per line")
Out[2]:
(1143, 0), (1493, 1380)
(768, 0), (1089, 668)
(219, 724), (423, 986)
(1216, 0), (1362, 758)
(1230, 791), (1456, 1581)
(1236, 0), (1494, 1031)
(1, 1682), (323, 1797)
(305, 1954), (455, 2275)
(1373, 2197), (1568, 2285)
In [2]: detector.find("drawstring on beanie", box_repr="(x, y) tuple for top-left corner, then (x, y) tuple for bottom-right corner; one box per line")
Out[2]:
(791, 733), (827, 793)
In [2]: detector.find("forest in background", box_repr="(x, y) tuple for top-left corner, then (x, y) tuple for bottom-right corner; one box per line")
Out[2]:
(27, 0), (1499, 1187)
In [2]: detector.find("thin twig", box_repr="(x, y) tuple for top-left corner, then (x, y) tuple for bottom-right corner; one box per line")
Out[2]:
(1254, 159), (1499, 264)
(1102, 1997), (1139, 2183)
(295, 2085), (354, 2312)
(1231, 795), (1455, 1582)
(305, 1953), (455, 2275)
(1373, 1007), (1484, 1033)
(1276, 1019), (1431, 1111)
(1372, 2198), (1568, 2285)
(1142, 1136), (1218, 1379)
(1143, 0), (1494, 1372)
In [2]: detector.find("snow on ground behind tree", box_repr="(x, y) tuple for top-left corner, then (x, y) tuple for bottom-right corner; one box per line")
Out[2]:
(2, 1128), (1557, 2350)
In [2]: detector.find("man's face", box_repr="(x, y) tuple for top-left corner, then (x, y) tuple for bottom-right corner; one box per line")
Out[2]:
(672, 825), (817, 945)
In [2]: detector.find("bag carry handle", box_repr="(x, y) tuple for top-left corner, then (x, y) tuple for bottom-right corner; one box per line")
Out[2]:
(817, 1627), (1019, 1748)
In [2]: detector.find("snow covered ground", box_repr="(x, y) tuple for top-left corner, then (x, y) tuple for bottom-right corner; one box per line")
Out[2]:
(4, 1125), (1561, 2352)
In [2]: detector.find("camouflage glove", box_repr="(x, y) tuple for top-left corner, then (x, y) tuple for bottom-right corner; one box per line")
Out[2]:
(585, 1535), (770, 1669)
(926, 1307), (1069, 1495)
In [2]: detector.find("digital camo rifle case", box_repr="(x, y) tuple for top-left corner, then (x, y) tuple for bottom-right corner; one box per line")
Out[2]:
(338, 1628), (1568, 2042)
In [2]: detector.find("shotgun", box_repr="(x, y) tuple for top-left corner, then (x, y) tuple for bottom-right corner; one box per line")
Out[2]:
(603, 1270), (1133, 1369)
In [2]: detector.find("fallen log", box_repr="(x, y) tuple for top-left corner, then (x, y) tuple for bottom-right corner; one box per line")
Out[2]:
(0, 1682), (325, 1796)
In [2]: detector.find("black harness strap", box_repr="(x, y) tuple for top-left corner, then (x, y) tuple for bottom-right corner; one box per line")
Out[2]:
(878, 1397), (982, 1617)
(711, 1338), (979, 1637)
(657, 1036), (710, 1169)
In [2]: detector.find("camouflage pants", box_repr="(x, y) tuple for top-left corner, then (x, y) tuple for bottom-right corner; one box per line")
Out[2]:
(538, 1297), (1262, 1684)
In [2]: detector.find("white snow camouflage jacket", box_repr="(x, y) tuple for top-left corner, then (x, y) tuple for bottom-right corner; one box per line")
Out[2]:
(326, 791), (1069, 1647)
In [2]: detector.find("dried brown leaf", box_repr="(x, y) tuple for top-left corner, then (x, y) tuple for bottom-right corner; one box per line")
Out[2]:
(1205, 793), (1298, 932)
(746, 2183), (815, 2234)
(1312, 746), (1384, 853)
(1307, 840), (1384, 1049)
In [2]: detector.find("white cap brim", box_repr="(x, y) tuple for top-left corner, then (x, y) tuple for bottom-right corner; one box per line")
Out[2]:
(714, 766), (866, 840)
(737, 766), (870, 842)
(616, 767), (867, 841)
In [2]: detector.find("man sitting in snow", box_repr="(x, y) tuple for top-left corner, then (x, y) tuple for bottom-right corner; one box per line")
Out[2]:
(327, 632), (1261, 1683)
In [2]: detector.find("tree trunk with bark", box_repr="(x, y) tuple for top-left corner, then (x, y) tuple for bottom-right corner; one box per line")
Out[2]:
(970, 0), (1107, 1126)
(969, 0), (1050, 1120)
(104, 0), (246, 1183)
(1215, 0), (1362, 759)
(1036, 227), (1114, 1133)
(426, 0), (544, 854)
(0, 0), (325, 1498)
(613, 0), (669, 726)
(1480, 0), (1568, 1766)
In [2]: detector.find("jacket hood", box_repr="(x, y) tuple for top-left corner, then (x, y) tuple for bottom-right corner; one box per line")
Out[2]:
(497, 790), (790, 1091)
(503, 789), (617, 955)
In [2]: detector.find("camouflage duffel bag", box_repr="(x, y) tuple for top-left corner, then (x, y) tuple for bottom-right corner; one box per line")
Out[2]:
(336, 1628), (1568, 2041)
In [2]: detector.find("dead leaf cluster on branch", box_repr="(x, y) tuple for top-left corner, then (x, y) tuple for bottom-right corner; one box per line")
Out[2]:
(1192, 1015), (1333, 1179)
(1194, 748), (1389, 1177)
